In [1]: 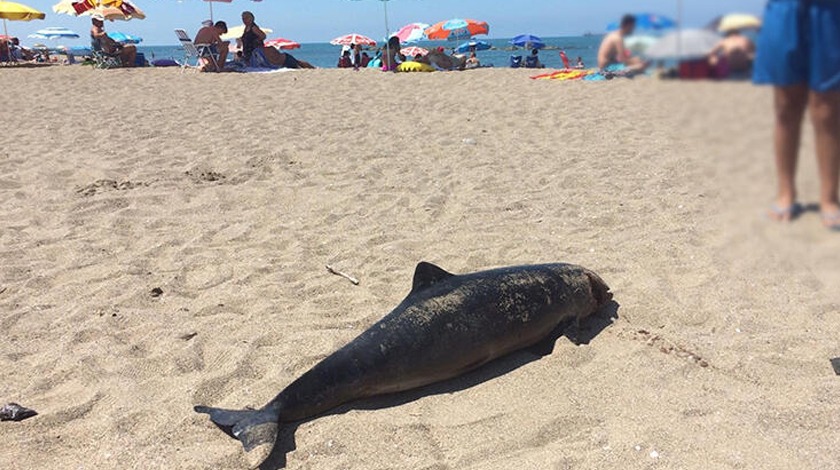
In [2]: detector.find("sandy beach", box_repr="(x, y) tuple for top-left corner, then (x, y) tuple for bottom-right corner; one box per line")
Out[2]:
(1, 66), (838, 469)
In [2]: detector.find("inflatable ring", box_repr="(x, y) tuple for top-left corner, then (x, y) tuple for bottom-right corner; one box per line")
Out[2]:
(396, 61), (435, 73)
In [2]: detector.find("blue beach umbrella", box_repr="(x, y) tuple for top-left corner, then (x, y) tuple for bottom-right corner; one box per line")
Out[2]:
(510, 34), (545, 49)
(606, 13), (677, 32)
(455, 40), (490, 53)
(107, 31), (142, 44)
(28, 26), (79, 40)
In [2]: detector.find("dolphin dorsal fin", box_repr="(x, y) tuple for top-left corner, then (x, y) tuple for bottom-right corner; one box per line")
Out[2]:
(411, 261), (454, 294)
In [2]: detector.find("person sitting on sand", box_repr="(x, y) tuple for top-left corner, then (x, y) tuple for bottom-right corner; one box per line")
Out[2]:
(465, 52), (480, 69)
(708, 30), (755, 76)
(194, 20), (229, 72)
(381, 36), (405, 71)
(337, 49), (352, 68)
(415, 49), (466, 71)
(90, 17), (136, 67)
(240, 11), (315, 69)
(597, 14), (648, 75)
(575, 56), (585, 69)
(525, 48), (544, 68)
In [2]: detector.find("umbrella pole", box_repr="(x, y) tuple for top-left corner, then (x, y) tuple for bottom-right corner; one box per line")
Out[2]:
(383, 0), (390, 66)
(209, 2), (214, 22)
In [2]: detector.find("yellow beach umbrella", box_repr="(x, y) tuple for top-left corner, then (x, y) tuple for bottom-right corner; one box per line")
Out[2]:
(0, 1), (45, 50)
(0, 1), (45, 21)
(220, 24), (272, 41)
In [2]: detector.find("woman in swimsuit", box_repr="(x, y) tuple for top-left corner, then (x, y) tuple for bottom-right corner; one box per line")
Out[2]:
(240, 11), (314, 69)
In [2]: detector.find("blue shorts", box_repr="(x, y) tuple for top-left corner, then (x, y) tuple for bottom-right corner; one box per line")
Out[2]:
(753, 0), (840, 92)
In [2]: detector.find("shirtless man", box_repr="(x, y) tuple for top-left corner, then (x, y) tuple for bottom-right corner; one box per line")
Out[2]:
(708, 30), (755, 74)
(597, 14), (648, 74)
(194, 20), (229, 72)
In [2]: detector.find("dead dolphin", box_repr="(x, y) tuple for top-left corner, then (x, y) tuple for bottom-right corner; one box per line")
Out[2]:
(195, 262), (611, 466)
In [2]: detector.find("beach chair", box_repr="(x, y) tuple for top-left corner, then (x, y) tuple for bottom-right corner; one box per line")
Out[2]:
(91, 49), (121, 69)
(509, 55), (522, 68)
(175, 29), (219, 72)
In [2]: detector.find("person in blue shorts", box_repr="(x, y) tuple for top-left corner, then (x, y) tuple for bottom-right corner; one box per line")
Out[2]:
(754, 0), (840, 230)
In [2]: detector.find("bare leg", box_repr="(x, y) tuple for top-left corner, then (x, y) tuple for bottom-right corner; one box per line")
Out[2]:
(769, 85), (809, 221)
(217, 42), (229, 69)
(261, 47), (286, 67)
(809, 90), (840, 227)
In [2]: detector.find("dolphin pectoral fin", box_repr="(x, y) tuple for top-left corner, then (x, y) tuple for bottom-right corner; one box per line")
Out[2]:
(194, 405), (278, 468)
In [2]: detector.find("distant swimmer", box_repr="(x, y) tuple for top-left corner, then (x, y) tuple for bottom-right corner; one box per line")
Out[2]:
(597, 14), (649, 75)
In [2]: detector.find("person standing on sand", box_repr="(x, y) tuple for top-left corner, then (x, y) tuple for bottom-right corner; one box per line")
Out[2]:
(597, 14), (648, 74)
(754, 0), (840, 231)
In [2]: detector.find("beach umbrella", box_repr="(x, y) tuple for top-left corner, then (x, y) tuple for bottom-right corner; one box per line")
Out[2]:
(606, 13), (676, 32)
(0, 1), (45, 50)
(624, 35), (657, 54)
(52, 0), (145, 21)
(455, 39), (490, 53)
(28, 26), (79, 39)
(706, 13), (761, 33)
(425, 18), (489, 41)
(400, 45), (427, 57)
(203, 0), (262, 22)
(107, 30), (140, 44)
(330, 33), (376, 47)
(645, 28), (720, 60)
(265, 37), (299, 50)
(510, 34), (544, 49)
(220, 24), (272, 41)
(393, 22), (428, 44)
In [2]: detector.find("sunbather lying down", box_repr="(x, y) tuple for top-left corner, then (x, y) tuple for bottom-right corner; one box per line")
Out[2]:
(250, 47), (315, 69)
(415, 50), (467, 71)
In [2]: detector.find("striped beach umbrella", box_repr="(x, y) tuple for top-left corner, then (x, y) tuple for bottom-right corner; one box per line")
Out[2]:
(29, 26), (79, 39)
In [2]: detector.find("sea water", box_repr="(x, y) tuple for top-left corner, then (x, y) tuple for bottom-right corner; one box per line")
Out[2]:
(133, 35), (603, 70)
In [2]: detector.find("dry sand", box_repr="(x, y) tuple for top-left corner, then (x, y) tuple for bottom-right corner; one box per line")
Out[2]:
(0, 66), (838, 469)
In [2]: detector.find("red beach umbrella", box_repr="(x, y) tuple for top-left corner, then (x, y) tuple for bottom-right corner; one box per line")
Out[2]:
(330, 33), (376, 47)
(265, 37), (300, 50)
(400, 46), (428, 57)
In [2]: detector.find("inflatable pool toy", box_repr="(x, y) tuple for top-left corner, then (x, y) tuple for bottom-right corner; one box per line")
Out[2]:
(396, 61), (435, 73)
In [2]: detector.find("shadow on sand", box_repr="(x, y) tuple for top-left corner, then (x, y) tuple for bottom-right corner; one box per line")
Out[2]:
(257, 300), (619, 469)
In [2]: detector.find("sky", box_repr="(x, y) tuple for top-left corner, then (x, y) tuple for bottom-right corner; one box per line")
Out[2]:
(7, 0), (767, 46)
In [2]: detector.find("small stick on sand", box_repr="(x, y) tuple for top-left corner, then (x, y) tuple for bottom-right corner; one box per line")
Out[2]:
(326, 265), (360, 285)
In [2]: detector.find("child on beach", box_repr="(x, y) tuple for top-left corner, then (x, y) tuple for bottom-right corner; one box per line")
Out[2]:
(754, 0), (840, 230)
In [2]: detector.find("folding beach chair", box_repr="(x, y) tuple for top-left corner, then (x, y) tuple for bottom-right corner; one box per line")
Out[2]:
(175, 29), (219, 72)
(91, 49), (122, 69)
(509, 55), (522, 68)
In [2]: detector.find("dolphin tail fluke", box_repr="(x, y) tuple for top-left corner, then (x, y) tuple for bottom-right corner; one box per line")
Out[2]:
(194, 405), (278, 468)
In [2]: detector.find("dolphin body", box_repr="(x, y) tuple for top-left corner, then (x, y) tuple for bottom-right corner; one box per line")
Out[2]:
(195, 262), (611, 466)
